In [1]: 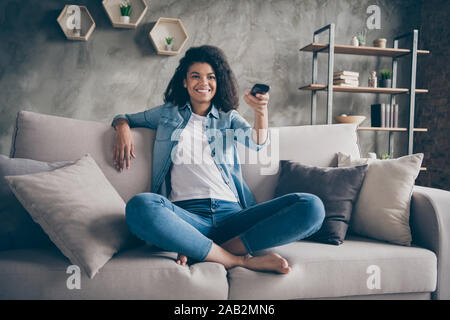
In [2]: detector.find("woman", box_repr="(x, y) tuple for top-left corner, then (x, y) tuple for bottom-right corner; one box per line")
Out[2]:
(112, 45), (325, 274)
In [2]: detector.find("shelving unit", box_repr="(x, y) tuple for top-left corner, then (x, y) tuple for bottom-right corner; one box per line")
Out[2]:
(57, 5), (96, 41)
(299, 23), (429, 168)
(102, 0), (148, 29)
(149, 18), (188, 56)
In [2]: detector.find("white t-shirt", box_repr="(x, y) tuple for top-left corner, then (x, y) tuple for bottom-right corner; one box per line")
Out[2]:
(168, 112), (237, 203)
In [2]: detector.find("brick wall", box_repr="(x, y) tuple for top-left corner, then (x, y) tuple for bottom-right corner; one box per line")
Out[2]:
(414, 0), (450, 191)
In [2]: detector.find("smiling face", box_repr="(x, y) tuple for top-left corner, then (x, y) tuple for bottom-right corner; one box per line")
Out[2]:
(183, 62), (217, 110)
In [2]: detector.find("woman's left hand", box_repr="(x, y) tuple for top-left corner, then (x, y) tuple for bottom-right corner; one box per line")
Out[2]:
(244, 90), (269, 116)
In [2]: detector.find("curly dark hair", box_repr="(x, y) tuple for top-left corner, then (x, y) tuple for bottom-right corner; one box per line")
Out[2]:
(164, 45), (239, 112)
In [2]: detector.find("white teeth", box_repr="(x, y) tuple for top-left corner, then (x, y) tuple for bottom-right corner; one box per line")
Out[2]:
(196, 89), (209, 93)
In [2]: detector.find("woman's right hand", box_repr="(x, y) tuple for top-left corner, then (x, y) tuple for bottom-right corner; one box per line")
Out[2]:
(113, 119), (136, 171)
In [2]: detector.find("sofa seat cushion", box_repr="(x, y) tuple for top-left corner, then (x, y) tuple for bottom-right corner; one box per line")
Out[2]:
(227, 236), (437, 299)
(0, 245), (228, 300)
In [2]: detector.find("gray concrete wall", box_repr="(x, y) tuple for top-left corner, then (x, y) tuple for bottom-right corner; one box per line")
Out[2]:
(0, 0), (422, 158)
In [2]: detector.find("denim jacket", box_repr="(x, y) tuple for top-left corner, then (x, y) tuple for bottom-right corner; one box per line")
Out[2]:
(112, 102), (269, 209)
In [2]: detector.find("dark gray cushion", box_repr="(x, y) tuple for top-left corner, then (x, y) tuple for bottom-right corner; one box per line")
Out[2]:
(274, 161), (368, 245)
(0, 155), (73, 251)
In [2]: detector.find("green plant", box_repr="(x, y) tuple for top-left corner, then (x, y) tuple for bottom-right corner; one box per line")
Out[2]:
(380, 153), (391, 160)
(120, 1), (131, 16)
(357, 30), (366, 44)
(165, 37), (174, 45)
(380, 69), (392, 80)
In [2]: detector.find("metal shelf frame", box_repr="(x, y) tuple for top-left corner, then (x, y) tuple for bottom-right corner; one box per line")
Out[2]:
(305, 24), (425, 157)
(390, 30), (419, 155)
(310, 24), (335, 125)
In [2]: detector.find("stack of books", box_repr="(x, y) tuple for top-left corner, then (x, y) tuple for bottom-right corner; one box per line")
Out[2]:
(333, 71), (359, 87)
(371, 103), (399, 128)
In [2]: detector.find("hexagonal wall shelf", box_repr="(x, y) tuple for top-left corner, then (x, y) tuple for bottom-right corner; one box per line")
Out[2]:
(102, 0), (148, 29)
(149, 18), (188, 56)
(57, 5), (95, 41)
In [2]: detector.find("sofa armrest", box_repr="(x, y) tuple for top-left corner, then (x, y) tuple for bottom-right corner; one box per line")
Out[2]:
(410, 185), (450, 300)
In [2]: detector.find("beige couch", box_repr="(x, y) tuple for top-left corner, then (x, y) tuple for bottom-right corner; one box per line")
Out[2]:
(1, 110), (448, 300)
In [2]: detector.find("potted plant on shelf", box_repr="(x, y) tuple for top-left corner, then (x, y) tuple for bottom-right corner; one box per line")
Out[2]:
(379, 69), (392, 88)
(119, 1), (131, 24)
(165, 37), (174, 51)
(357, 30), (366, 46)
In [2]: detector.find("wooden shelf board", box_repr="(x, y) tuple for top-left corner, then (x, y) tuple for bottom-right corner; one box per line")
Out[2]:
(357, 127), (428, 132)
(300, 43), (430, 57)
(299, 84), (428, 94)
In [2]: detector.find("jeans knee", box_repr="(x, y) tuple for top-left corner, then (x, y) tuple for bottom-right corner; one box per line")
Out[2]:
(308, 194), (326, 228)
(294, 193), (325, 229)
(125, 193), (162, 225)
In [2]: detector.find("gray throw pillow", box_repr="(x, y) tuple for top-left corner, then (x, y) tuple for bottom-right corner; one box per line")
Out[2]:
(0, 154), (73, 251)
(274, 160), (368, 245)
(5, 154), (136, 278)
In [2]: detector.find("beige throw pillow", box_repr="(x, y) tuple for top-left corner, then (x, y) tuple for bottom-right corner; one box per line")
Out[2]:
(337, 152), (423, 246)
(5, 154), (135, 278)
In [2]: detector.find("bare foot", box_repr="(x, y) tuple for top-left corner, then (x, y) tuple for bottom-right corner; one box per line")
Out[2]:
(176, 253), (188, 266)
(242, 253), (291, 274)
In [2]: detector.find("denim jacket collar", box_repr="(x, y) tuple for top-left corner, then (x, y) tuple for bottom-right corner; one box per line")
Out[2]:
(179, 101), (219, 119)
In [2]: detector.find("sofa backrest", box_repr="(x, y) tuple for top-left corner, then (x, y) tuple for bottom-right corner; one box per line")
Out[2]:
(11, 111), (153, 203)
(238, 124), (361, 203)
(11, 111), (360, 203)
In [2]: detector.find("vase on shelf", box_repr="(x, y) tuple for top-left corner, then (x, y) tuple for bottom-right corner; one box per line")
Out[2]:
(120, 15), (130, 24)
(379, 79), (392, 88)
(373, 38), (387, 48)
(368, 71), (377, 88)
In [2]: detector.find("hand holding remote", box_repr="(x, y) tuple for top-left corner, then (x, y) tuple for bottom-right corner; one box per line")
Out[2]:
(245, 84), (270, 116)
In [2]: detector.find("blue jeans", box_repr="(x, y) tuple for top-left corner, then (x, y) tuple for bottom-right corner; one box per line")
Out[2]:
(125, 193), (325, 262)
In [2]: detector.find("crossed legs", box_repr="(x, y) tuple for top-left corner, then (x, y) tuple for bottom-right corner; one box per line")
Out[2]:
(126, 193), (325, 274)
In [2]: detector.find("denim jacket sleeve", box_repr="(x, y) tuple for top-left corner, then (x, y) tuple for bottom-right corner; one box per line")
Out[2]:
(230, 110), (270, 151)
(111, 105), (165, 130)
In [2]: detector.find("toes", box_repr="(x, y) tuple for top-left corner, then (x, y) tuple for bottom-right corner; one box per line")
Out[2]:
(282, 266), (291, 274)
(176, 254), (188, 266)
(279, 257), (290, 274)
